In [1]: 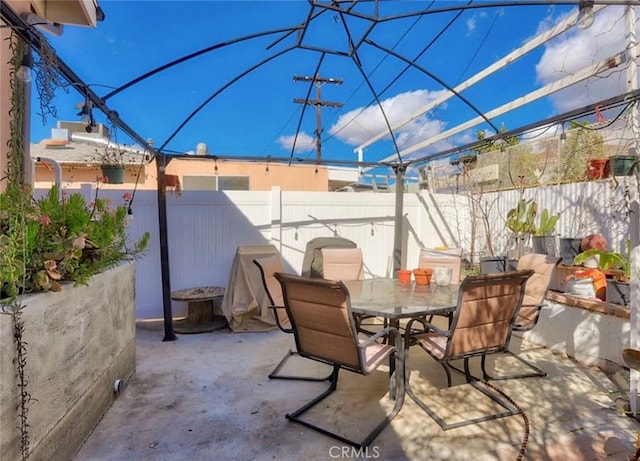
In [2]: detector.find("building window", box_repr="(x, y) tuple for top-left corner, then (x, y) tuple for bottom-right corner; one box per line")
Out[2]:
(182, 175), (249, 191)
(218, 176), (249, 190)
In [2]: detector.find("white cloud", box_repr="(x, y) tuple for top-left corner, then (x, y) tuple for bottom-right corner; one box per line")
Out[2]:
(277, 132), (316, 153)
(466, 18), (476, 34)
(327, 89), (450, 148)
(535, 6), (630, 113)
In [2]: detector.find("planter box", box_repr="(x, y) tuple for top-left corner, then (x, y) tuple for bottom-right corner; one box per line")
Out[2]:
(532, 235), (557, 257)
(606, 279), (630, 306)
(480, 256), (517, 273)
(548, 264), (582, 293)
(559, 238), (582, 265)
(0, 264), (136, 461)
(520, 294), (630, 368)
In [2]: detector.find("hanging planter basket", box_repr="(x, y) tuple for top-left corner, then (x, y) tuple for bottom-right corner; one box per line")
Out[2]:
(101, 165), (125, 184)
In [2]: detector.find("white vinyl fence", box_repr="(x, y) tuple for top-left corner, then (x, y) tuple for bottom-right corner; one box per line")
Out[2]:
(45, 177), (636, 319)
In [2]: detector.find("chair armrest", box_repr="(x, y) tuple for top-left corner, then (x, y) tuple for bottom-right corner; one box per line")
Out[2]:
(359, 326), (398, 349)
(404, 318), (449, 348)
(405, 318), (450, 336)
(519, 302), (543, 309)
(267, 304), (293, 333)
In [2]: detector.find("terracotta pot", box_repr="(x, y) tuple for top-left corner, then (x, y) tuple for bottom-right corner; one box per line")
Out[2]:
(413, 268), (432, 285)
(397, 270), (411, 284)
(587, 158), (608, 180)
(164, 174), (180, 187)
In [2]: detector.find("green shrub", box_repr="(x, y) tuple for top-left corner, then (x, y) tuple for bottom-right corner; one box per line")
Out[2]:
(1, 185), (149, 301)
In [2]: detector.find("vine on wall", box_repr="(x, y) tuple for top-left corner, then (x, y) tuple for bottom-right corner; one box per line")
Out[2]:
(3, 31), (35, 461)
(5, 31), (26, 185)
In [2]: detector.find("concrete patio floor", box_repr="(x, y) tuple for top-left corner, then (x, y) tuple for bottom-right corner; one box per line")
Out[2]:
(72, 321), (639, 461)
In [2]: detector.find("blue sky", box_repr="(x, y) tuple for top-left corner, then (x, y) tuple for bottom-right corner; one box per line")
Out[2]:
(28, 1), (635, 169)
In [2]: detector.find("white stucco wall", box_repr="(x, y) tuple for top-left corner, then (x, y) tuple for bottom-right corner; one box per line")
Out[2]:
(520, 301), (630, 368)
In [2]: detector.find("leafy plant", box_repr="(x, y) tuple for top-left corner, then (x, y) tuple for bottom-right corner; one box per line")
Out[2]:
(573, 240), (631, 282)
(0, 184), (150, 301)
(554, 122), (605, 183)
(506, 198), (538, 260)
(533, 208), (559, 237)
(506, 199), (537, 239)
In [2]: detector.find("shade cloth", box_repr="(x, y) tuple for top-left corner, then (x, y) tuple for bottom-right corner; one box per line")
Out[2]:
(221, 244), (280, 332)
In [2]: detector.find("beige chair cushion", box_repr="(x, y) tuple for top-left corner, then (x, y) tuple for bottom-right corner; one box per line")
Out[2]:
(321, 248), (364, 281)
(515, 253), (561, 330)
(276, 273), (396, 375)
(413, 271), (531, 360)
(418, 247), (463, 283)
(360, 342), (395, 373)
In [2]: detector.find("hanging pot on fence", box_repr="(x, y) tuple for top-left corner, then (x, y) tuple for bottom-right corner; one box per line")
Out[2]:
(606, 155), (637, 176)
(587, 158), (608, 180)
(101, 165), (125, 184)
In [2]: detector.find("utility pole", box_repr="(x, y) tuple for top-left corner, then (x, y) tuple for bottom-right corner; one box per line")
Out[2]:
(293, 73), (343, 162)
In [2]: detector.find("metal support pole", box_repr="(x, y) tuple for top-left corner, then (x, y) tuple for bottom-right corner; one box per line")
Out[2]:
(625, 2), (639, 414)
(21, 53), (33, 187)
(157, 154), (176, 341)
(392, 165), (406, 275)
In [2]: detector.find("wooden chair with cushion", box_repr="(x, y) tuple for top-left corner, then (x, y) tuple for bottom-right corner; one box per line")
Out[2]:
(253, 256), (331, 382)
(484, 253), (562, 380)
(403, 270), (533, 430)
(274, 272), (403, 448)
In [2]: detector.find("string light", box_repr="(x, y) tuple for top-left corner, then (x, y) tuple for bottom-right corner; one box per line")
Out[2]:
(577, 0), (595, 30)
(16, 50), (33, 82)
(125, 205), (134, 226)
(76, 98), (95, 132)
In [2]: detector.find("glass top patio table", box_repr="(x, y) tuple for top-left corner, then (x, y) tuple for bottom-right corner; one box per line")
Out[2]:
(344, 278), (458, 319)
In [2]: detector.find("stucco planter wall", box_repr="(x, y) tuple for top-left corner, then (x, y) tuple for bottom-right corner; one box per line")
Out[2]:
(517, 295), (630, 369)
(0, 264), (136, 461)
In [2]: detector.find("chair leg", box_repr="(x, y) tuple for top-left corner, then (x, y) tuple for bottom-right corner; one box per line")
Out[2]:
(269, 349), (334, 382)
(481, 350), (547, 381)
(406, 355), (521, 431)
(286, 363), (404, 448)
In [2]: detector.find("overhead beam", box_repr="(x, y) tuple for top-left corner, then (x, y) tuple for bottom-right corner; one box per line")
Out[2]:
(355, 5), (594, 151)
(379, 46), (632, 163)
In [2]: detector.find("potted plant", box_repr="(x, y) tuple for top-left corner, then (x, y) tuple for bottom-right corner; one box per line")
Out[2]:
(94, 144), (126, 184)
(0, 184), (150, 301)
(505, 198), (536, 260)
(531, 208), (559, 256)
(573, 242), (631, 306)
